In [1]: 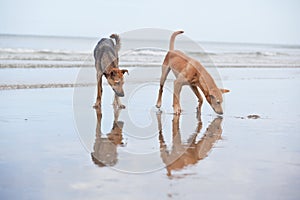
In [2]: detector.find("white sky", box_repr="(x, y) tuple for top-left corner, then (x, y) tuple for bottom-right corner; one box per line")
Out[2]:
(0, 0), (299, 44)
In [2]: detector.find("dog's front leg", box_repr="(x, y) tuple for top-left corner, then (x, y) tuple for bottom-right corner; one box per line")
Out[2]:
(94, 73), (103, 109)
(113, 94), (125, 109)
(190, 85), (203, 113)
(95, 108), (102, 136)
(173, 79), (183, 114)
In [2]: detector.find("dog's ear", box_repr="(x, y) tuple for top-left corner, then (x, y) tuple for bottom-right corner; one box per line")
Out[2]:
(219, 88), (230, 94)
(121, 69), (129, 75)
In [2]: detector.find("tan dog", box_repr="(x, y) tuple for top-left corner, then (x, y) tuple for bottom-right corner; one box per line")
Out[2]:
(156, 31), (229, 114)
(93, 34), (128, 109)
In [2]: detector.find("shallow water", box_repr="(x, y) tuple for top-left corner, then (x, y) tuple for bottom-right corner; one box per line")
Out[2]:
(1, 33), (300, 199)
(0, 68), (299, 199)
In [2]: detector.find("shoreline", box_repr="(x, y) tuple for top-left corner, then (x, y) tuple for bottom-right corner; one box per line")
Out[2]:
(0, 67), (299, 91)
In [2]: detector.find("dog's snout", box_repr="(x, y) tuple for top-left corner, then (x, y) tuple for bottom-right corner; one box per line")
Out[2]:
(215, 107), (223, 115)
(114, 89), (124, 97)
(117, 92), (124, 97)
(217, 111), (223, 115)
(213, 107), (223, 115)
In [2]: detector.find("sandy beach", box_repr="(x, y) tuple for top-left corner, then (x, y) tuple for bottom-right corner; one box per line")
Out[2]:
(1, 65), (299, 199)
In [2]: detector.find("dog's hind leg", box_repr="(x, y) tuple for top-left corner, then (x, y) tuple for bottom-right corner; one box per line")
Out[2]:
(156, 59), (171, 109)
(190, 85), (203, 113)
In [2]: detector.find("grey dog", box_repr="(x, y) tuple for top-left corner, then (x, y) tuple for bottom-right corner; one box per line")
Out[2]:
(93, 34), (128, 109)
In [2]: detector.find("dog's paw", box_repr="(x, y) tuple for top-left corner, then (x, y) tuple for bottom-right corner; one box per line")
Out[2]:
(119, 104), (126, 109)
(173, 107), (181, 115)
(156, 101), (162, 108)
(93, 103), (101, 109)
(114, 103), (126, 109)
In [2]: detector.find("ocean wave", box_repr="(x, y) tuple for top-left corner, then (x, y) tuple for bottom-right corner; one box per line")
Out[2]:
(1, 46), (299, 69)
(121, 48), (167, 57)
(0, 47), (293, 59)
(0, 48), (90, 55)
(186, 51), (216, 56)
(220, 51), (289, 57)
(254, 51), (286, 56)
(0, 48), (93, 62)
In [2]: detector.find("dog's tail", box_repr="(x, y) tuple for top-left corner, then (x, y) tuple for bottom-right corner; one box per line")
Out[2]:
(110, 34), (121, 52)
(169, 30), (184, 51)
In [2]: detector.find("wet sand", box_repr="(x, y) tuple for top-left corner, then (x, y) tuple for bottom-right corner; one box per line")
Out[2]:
(0, 67), (300, 199)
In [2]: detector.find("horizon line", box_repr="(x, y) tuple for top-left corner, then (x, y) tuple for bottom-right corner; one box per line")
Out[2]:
(0, 32), (299, 47)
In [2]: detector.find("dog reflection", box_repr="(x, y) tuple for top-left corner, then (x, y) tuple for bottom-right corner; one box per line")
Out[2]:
(157, 113), (223, 176)
(91, 108), (124, 167)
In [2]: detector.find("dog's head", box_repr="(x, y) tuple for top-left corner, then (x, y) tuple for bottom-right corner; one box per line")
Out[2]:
(104, 68), (129, 97)
(208, 88), (230, 115)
